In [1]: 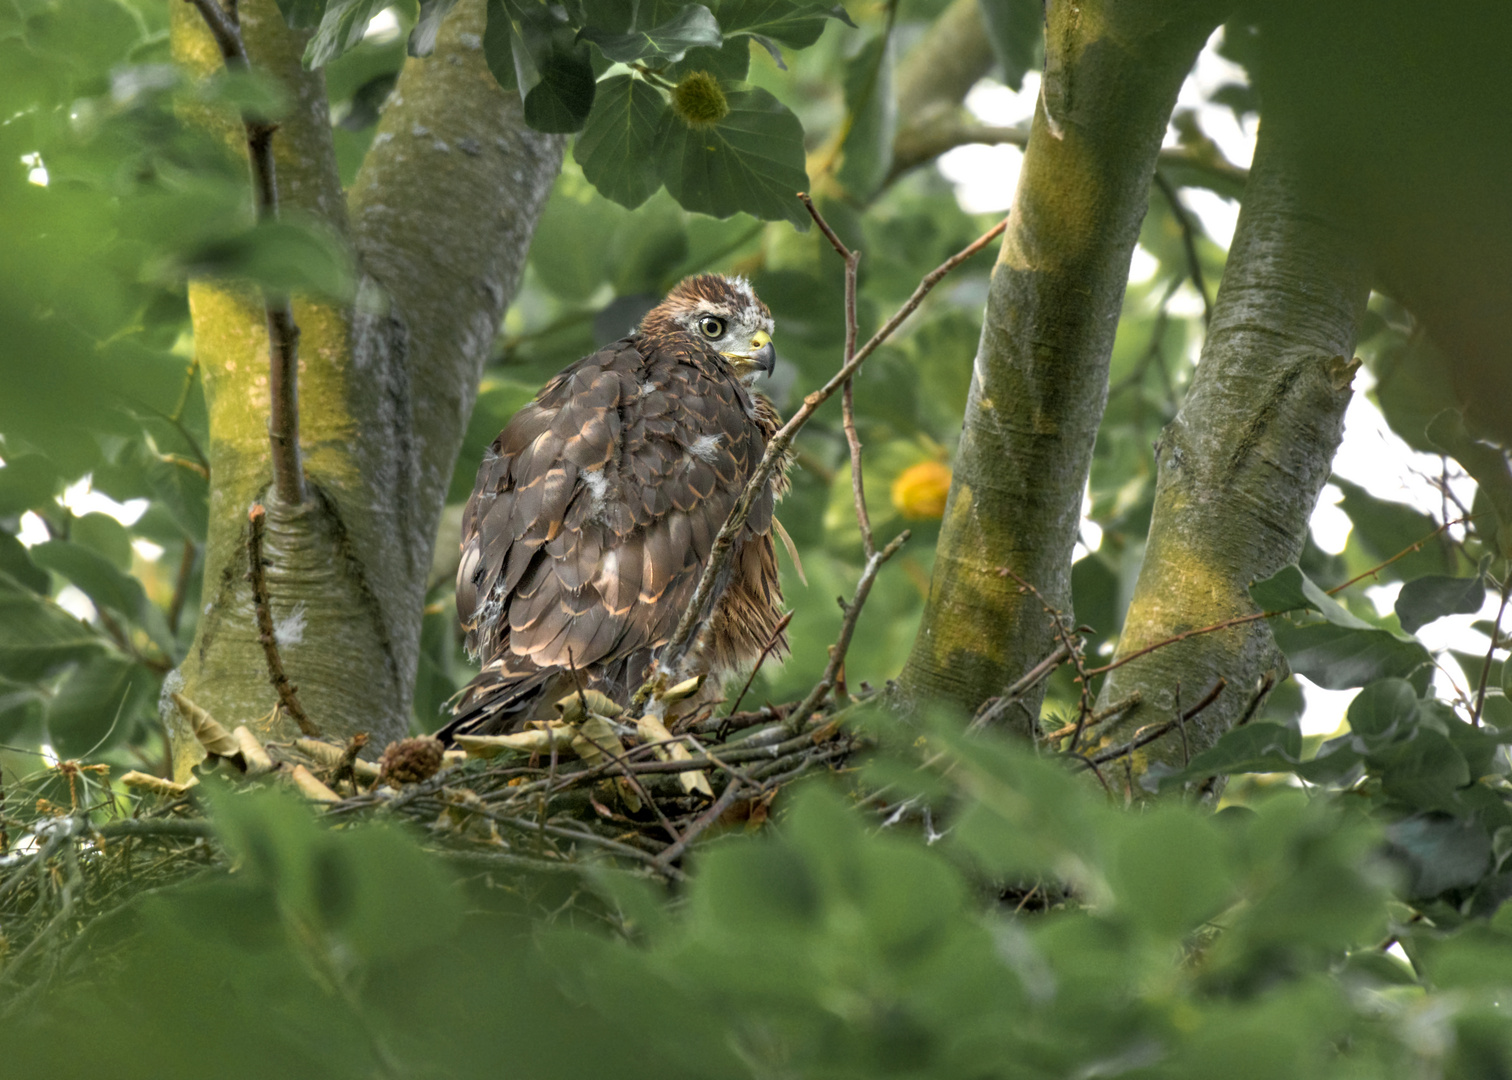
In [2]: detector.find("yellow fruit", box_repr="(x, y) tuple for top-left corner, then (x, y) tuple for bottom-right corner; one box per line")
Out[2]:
(891, 460), (952, 520)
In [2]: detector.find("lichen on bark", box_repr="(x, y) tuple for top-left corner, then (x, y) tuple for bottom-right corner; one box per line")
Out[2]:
(168, 0), (562, 776)
(1090, 116), (1371, 780)
(898, 0), (1220, 727)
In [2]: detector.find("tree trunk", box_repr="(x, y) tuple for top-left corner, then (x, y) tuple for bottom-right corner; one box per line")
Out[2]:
(1089, 116), (1370, 779)
(167, 0), (562, 776)
(898, 0), (1219, 727)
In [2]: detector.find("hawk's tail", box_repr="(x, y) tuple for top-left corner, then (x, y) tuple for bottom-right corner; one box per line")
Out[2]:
(433, 667), (563, 744)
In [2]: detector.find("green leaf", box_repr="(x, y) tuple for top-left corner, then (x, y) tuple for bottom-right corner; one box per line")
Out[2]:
(0, 571), (102, 682)
(833, 33), (894, 202)
(1396, 572), (1487, 633)
(145, 457), (209, 543)
(657, 85), (810, 228)
(46, 651), (149, 758)
(410, 0), (461, 56)
(276, 0), (328, 30)
(1193, 722), (1303, 775)
(1110, 809), (1235, 936)
(71, 511), (132, 570)
(1481, 690), (1512, 731)
(30, 539), (149, 623)
(717, 0), (851, 49)
(305, 0), (390, 68)
(976, 0), (1042, 91)
(1372, 730), (1471, 811)
(667, 35), (752, 80)
(483, 0), (519, 91)
(176, 220), (356, 300)
(1334, 477), (1452, 581)
(1346, 678), (1420, 739)
(576, 74), (672, 209)
(1427, 409), (1512, 557)
(0, 530), (49, 594)
(0, 453), (60, 516)
(1249, 563), (1374, 629)
(508, 0), (597, 133)
(579, 5), (722, 63)
(1385, 815), (1492, 900)
(1271, 619), (1432, 690)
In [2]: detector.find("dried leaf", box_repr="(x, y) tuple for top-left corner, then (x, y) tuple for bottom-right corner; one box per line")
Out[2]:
(554, 688), (624, 719)
(172, 692), (238, 757)
(573, 713), (642, 812)
(287, 763), (340, 803)
(636, 712), (714, 798)
(231, 726), (274, 776)
(120, 770), (198, 797)
(662, 675), (705, 703)
(294, 737), (379, 779)
(455, 723), (576, 759)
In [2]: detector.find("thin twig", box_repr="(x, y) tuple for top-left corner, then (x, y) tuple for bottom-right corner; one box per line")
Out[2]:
(1153, 170), (1212, 325)
(968, 642), (1073, 733)
(660, 211), (1009, 676)
(997, 566), (1092, 749)
(182, 0), (303, 506)
(166, 540), (197, 635)
(247, 504), (319, 736)
(1080, 677), (1225, 768)
(784, 531), (910, 733)
(1041, 693), (1142, 744)
(651, 779), (745, 871)
(1086, 518), (1469, 679)
(725, 611), (794, 717)
(800, 194), (873, 558)
(1472, 567), (1512, 726)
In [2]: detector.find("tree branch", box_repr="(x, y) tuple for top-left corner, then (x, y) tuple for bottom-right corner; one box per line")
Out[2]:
(899, 0), (1222, 721)
(182, 0), (304, 506)
(1092, 114), (1370, 778)
(658, 210), (1008, 677)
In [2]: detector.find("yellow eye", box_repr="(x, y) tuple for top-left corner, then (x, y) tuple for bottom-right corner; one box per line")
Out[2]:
(698, 316), (725, 338)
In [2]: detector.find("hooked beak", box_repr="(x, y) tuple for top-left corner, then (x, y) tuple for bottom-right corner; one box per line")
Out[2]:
(723, 329), (776, 378)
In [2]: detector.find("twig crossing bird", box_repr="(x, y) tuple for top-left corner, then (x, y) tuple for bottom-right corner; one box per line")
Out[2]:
(440, 275), (793, 740)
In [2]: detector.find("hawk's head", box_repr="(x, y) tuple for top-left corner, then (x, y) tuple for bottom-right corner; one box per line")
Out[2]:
(640, 274), (776, 382)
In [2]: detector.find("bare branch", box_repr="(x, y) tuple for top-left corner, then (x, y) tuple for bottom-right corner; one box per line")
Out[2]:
(801, 194), (873, 557)
(1473, 567), (1512, 726)
(1153, 171), (1213, 325)
(784, 530), (910, 733)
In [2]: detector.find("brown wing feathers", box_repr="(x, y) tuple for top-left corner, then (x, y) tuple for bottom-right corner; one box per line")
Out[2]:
(444, 326), (785, 740)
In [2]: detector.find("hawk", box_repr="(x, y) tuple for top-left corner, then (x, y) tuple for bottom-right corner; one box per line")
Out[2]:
(441, 275), (792, 740)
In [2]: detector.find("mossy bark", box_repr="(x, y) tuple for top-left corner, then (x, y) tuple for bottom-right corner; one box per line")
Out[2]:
(898, 1), (1219, 726)
(1090, 117), (1370, 779)
(168, 0), (562, 775)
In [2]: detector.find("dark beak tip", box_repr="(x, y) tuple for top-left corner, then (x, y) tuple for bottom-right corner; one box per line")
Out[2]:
(756, 342), (777, 376)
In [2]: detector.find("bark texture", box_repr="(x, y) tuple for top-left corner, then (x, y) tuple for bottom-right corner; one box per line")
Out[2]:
(898, 0), (1218, 726)
(1090, 118), (1370, 776)
(169, 0), (563, 776)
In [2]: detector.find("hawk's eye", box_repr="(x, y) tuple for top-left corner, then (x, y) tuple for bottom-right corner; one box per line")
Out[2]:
(698, 316), (726, 338)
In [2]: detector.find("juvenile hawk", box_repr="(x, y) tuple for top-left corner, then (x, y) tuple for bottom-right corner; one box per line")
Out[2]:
(441, 275), (791, 739)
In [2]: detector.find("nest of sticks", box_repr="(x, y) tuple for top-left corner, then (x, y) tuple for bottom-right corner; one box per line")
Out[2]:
(0, 679), (859, 1005)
